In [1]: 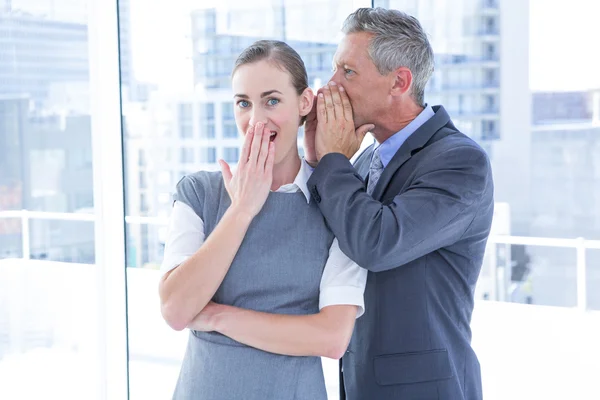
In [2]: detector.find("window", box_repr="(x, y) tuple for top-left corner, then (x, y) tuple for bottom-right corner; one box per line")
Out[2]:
(484, 68), (498, 87)
(139, 172), (147, 189)
(484, 43), (497, 60)
(200, 102), (215, 121)
(138, 148), (146, 166)
(179, 124), (193, 139)
(481, 120), (499, 140)
(140, 193), (149, 212)
(223, 123), (238, 138)
(222, 102), (234, 121)
(484, 94), (497, 112)
(178, 102), (193, 123)
(180, 147), (194, 164)
(199, 147), (216, 163)
(199, 123), (215, 138)
(223, 147), (240, 163)
(484, 16), (498, 35)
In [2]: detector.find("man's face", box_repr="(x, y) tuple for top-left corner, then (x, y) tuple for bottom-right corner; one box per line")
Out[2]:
(330, 32), (392, 128)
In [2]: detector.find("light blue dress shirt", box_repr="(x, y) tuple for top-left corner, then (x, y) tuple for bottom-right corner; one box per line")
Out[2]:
(374, 104), (435, 168)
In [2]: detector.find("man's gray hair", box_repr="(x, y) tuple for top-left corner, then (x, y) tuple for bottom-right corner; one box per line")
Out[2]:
(342, 7), (434, 106)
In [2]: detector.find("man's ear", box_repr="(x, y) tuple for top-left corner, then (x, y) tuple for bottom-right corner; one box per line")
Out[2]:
(390, 67), (413, 97)
(299, 87), (315, 117)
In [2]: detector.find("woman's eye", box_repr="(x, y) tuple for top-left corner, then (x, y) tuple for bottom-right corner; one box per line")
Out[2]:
(238, 100), (250, 108)
(267, 98), (280, 106)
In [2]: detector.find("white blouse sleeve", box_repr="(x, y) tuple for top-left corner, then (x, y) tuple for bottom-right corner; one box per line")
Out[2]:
(318, 238), (368, 318)
(160, 201), (205, 276)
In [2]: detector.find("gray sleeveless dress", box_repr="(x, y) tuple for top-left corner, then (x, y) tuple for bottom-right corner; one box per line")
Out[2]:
(171, 171), (334, 400)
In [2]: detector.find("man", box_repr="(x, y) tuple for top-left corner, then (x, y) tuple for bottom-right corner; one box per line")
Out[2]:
(304, 8), (494, 400)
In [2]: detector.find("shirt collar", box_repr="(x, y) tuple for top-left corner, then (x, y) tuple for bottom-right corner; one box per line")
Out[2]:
(374, 104), (435, 168)
(274, 158), (312, 203)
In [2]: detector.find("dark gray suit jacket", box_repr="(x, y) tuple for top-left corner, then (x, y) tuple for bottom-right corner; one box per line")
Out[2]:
(307, 105), (493, 400)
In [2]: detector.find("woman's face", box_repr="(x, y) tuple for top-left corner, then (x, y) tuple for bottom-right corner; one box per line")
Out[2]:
(232, 60), (313, 165)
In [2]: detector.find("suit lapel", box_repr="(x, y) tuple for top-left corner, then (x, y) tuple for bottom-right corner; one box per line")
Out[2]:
(370, 105), (452, 200)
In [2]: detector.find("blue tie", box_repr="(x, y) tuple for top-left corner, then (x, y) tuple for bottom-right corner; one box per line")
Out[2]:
(366, 148), (383, 195)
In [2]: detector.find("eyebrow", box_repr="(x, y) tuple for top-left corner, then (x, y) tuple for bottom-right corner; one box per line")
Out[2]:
(234, 90), (282, 99)
(332, 59), (355, 70)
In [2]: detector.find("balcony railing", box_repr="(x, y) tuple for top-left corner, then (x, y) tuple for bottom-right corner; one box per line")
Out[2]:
(1, 209), (599, 310)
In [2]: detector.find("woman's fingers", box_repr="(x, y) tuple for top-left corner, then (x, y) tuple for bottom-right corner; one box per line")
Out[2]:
(265, 142), (275, 179)
(248, 122), (264, 166)
(258, 124), (271, 170)
(240, 125), (254, 165)
(219, 159), (232, 183)
(219, 159), (234, 198)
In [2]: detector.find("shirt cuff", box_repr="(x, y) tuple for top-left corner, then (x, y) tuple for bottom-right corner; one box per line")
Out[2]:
(302, 157), (316, 171)
(319, 285), (365, 319)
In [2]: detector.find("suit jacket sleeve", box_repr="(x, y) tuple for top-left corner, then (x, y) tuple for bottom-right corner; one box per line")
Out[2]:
(307, 147), (492, 273)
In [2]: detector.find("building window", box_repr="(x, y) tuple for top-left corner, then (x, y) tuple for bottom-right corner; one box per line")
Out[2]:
(222, 102), (234, 121)
(484, 43), (497, 60)
(484, 94), (497, 112)
(179, 103), (193, 123)
(199, 147), (217, 163)
(484, 68), (498, 87)
(484, 16), (498, 34)
(140, 193), (149, 213)
(223, 123), (238, 138)
(223, 147), (240, 163)
(138, 149), (146, 166)
(481, 120), (499, 140)
(200, 123), (215, 138)
(180, 148), (194, 164)
(180, 124), (193, 139)
(139, 172), (147, 189)
(200, 102), (215, 121)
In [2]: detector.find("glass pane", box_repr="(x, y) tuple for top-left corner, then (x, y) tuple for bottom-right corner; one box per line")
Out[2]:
(0, 219), (23, 259)
(515, 245), (576, 308)
(587, 249), (600, 311)
(372, 3), (600, 398)
(29, 219), (95, 263)
(121, 1), (359, 399)
(0, 1), (101, 398)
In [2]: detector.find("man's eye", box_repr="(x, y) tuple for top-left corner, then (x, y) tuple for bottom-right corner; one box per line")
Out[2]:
(345, 69), (354, 75)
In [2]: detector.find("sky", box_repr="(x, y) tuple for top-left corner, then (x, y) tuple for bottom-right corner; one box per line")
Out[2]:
(528, 0), (600, 91)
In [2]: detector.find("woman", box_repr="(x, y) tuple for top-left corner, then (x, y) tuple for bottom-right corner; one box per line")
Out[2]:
(159, 40), (367, 400)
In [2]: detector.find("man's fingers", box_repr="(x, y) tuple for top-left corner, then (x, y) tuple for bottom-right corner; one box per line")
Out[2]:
(322, 86), (336, 120)
(328, 82), (344, 119)
(339, 85), (354, 122)
(317, 93), (327, 123)
(356, 124), (376, 142)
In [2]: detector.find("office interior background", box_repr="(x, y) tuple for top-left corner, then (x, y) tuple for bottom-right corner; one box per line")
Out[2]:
(1, 0), (599, 398)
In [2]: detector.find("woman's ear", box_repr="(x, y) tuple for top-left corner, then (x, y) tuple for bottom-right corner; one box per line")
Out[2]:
(299, 87), (315, 117)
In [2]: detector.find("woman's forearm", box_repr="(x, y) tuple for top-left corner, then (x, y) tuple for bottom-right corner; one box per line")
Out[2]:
(203, 304), (357, 359)
(159, 206), (253, 331)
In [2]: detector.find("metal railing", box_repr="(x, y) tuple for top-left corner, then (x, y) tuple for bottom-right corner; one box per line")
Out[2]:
(1, 209), (599, 310)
